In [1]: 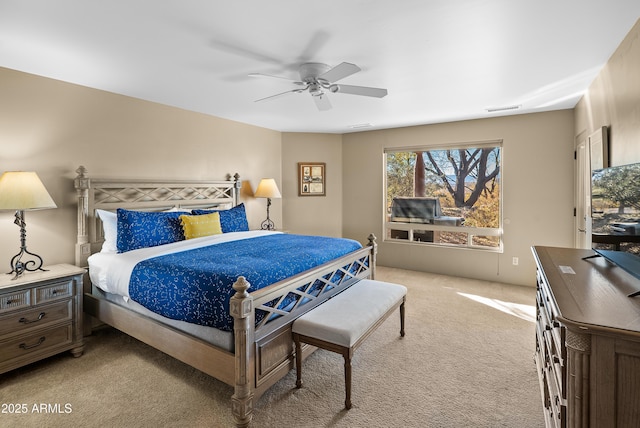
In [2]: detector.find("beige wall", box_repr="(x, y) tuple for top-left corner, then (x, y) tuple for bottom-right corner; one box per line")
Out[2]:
(575, 18), (640, 165)
(342, 111), (576, 286)
(0, 67), (282, 267)
(281, 132), (343, 237)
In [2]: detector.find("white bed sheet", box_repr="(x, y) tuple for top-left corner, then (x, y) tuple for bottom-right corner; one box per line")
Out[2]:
(88, 230), (280, 298)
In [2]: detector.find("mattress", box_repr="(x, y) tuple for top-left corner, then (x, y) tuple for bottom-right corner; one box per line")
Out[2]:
(87, 229), (363, 338)
(96, 286), (234, 351)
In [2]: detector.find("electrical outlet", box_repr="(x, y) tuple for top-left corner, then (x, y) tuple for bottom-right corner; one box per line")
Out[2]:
(512, 257), (519, 266)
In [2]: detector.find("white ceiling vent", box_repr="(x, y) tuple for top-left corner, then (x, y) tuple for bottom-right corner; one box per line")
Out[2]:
(485, 105), (522, 113)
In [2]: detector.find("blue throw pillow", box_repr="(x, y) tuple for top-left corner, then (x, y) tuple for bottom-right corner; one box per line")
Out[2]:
(192, 203), (249, 233)
(117, 209), (185, 252)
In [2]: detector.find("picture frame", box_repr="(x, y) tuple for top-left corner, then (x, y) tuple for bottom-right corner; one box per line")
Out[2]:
(298, 162), (326, 196)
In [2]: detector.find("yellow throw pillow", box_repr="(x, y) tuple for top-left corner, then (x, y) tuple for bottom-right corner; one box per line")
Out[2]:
(180, 212), (222, 239)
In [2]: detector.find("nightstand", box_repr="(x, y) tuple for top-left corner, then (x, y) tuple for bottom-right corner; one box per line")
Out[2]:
(0, 264), (85, 374)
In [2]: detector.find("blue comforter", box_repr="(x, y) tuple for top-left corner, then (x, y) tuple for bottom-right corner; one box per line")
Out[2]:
(128, 234), (362, 331)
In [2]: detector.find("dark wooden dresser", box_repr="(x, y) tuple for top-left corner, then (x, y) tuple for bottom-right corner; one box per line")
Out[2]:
(532, 246), (640, 428)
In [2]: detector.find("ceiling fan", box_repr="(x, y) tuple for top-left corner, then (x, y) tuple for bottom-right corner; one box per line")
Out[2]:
(249, 62), (388, 111)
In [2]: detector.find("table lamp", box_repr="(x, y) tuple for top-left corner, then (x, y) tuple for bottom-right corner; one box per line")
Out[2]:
(254, 178), (281, 230)
(0, 171), (57, 279)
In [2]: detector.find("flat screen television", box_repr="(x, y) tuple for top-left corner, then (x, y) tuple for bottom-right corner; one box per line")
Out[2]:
(591, 162), (640, 254)
(589, 162), (640, 294)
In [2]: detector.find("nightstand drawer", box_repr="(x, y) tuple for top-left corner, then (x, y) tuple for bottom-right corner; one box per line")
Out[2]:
(34, 280), (73, 304)
(0, 300), (72, 337)
(0, 265), (84, 375)
(0, 324), (73, 362)
(0, 290), (31, 313)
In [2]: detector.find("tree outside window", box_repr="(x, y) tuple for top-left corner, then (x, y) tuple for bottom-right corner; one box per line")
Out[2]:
(385, 143), (502, 249)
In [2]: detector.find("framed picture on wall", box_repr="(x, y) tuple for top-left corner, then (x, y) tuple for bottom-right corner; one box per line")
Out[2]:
(298, 162), (325, 196)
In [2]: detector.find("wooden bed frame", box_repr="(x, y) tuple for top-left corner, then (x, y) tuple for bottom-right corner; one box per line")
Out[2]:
(73, 166), (376, 427)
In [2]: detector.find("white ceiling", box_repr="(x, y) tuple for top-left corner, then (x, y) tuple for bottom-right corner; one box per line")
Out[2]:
(1, 1), (639, 134)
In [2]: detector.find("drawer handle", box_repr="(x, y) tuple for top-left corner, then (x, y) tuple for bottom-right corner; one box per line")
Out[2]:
(19, 336), (46, 350)
(19, 312), (46, 324)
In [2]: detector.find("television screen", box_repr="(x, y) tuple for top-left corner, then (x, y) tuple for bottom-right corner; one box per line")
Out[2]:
(591, 162), (640, 255)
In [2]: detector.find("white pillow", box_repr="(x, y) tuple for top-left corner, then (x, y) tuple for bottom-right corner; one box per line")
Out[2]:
(210, 203), (233, 210)
(163, 206), (191, 213)
(96, 209), (117, 253)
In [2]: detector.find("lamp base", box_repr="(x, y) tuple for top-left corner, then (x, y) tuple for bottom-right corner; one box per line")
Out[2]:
(9, 249), (47, 280)
(260, 197), (276, 231)
(7, 210), (47, 280)
(260, 218), (276, 231)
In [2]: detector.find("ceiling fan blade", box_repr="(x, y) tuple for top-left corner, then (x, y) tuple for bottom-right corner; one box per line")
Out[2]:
(296, 30), (331, 63)
(331, 84), (388, 98)
(255, 88), (304, 103)
(313, 94), (332, 111)
(249, 73), (305, 85)
(319, 62), (361, 83)
(210, 40), (304, 75)
(210, 40), (285, 67)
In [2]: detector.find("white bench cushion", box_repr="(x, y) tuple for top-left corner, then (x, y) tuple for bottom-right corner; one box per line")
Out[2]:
(292, 279), (407, 348)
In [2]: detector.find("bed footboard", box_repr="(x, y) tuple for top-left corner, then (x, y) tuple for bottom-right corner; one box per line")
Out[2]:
(230, 235), (377, 426)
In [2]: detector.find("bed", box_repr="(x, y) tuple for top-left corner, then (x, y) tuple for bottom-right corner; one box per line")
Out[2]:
(73, 166), (376, 427)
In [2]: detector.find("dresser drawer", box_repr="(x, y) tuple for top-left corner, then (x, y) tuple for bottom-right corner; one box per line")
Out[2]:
(545, 360), (567, 428)
(0, 300), (72, 337)
(0, 289), (31, 313)
(34, 280), (73, 304)
(0, 324), (73, 363)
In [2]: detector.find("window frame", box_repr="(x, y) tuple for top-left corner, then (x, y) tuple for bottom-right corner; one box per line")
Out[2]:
(383, 140), (503, 252)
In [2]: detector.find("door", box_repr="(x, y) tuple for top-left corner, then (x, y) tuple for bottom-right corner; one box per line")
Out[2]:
(576, 127), (608, 249)
(575, 138), (591, 249)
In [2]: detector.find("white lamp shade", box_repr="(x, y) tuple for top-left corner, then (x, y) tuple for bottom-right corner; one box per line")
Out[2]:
(0, 171), (57, 210)
(255, 178), (281, 199)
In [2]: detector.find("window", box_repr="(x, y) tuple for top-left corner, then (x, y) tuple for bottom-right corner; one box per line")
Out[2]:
(384, 141), (502, 250)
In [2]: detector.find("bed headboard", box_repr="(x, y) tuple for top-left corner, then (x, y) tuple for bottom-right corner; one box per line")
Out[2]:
(74, 165), (241, 267)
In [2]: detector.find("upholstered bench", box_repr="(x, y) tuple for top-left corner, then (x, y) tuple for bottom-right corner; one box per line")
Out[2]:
(292, 279), (407, 409)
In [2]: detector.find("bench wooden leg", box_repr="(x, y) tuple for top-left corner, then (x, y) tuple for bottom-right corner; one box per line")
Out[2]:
(400, 299), (406, 337)
(343, 348), (353, 410)
(293, 333), (303, 388)
(292, 289), (406, 411)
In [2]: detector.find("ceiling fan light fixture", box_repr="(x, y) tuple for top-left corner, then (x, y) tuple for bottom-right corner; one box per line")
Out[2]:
(309, 82), (324, 96)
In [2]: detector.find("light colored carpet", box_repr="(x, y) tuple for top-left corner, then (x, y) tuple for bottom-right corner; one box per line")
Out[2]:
(1, 266), (544, 427)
